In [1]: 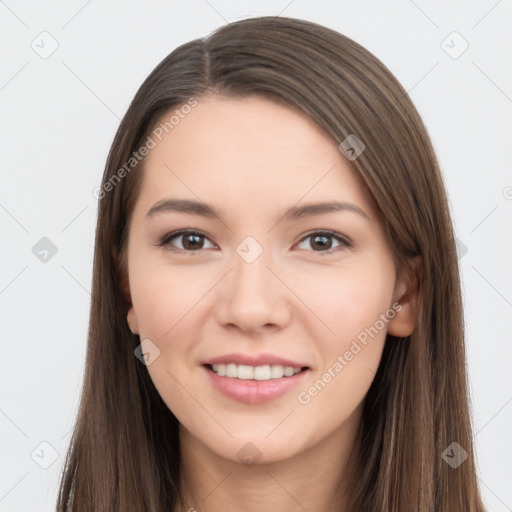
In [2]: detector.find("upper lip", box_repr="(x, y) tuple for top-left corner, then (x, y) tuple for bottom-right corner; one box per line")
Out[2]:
(203, 352), (309, 368)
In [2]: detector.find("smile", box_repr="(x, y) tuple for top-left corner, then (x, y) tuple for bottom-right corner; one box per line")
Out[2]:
(209, 363), (304, 380)
(203, 364), (310, 404)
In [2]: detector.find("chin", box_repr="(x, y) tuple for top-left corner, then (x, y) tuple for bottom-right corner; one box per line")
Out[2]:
(213, 435), (305, 467)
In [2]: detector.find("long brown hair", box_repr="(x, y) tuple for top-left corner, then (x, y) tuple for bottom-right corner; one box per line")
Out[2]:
(56, 15), (486, 511)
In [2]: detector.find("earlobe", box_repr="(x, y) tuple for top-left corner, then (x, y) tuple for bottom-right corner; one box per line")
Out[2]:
(387, 256), (422, 338)
(387, 302), (417, 337)
(127, 306), (139, 335)
(112, 246), (137, 333)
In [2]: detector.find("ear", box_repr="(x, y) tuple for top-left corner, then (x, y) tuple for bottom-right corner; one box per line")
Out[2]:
(126, 305), (139, 335)
(387, 255), (421, 338)
(112, 246), (139, 335)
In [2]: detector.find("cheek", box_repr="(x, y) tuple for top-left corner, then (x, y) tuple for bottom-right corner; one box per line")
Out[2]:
(294, 258), (395, 397)
(292, 267), (393, 431)
(129, 263), (212, 416)
(296, 258), (395, 344)
(130, 258), (216, 340)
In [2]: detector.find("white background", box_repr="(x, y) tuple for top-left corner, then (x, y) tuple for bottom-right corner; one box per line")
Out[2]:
(0, 1), (511, 510)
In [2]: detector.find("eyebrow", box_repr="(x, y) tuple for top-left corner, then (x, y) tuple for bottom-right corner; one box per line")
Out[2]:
(146, 198), (371, 222)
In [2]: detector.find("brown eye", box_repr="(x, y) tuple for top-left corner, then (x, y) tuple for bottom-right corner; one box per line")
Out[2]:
(296, 231), (351, 255)
(159, 230), (215, 252)
(181, 233), (204, 250)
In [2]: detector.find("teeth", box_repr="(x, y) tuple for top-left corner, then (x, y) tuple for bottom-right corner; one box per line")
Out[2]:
(211, 363), (303, 380)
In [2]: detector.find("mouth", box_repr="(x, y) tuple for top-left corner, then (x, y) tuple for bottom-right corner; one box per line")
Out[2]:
(202, 363), (310, 404)
(203, 363), (309, 380)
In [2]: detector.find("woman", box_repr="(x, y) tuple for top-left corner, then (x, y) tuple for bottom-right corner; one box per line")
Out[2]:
(56, 15), (486, 511)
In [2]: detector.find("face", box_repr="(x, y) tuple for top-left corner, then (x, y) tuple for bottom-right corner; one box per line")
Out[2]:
(123, 95), (416, 465)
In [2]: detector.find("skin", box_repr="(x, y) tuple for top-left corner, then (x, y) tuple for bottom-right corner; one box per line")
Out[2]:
(123, 95), (419, 512)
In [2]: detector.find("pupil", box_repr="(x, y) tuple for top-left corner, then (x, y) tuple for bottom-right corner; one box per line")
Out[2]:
(184, 234), (202, 250)
(312, 235), (331, 250)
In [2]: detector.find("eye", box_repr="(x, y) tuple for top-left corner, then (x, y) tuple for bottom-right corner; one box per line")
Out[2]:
(295, 230), (352, 255)
(158, 230), (216, 253)
(157, 229), (352, 255)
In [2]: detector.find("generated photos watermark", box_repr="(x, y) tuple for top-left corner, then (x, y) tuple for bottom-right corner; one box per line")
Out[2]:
(297, 302), (402, 404)
(93, 97), (198, 199)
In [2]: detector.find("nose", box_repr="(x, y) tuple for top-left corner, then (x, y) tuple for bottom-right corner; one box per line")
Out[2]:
(214, 245), (291, 334)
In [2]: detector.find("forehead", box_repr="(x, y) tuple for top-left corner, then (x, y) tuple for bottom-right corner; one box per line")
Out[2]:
(136, 95), (377, 219)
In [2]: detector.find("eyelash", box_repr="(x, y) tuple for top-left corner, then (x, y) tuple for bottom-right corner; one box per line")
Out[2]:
(157, 229), (352, 256)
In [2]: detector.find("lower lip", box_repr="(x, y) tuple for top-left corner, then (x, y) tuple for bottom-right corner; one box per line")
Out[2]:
(202, 365), (310, 404)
